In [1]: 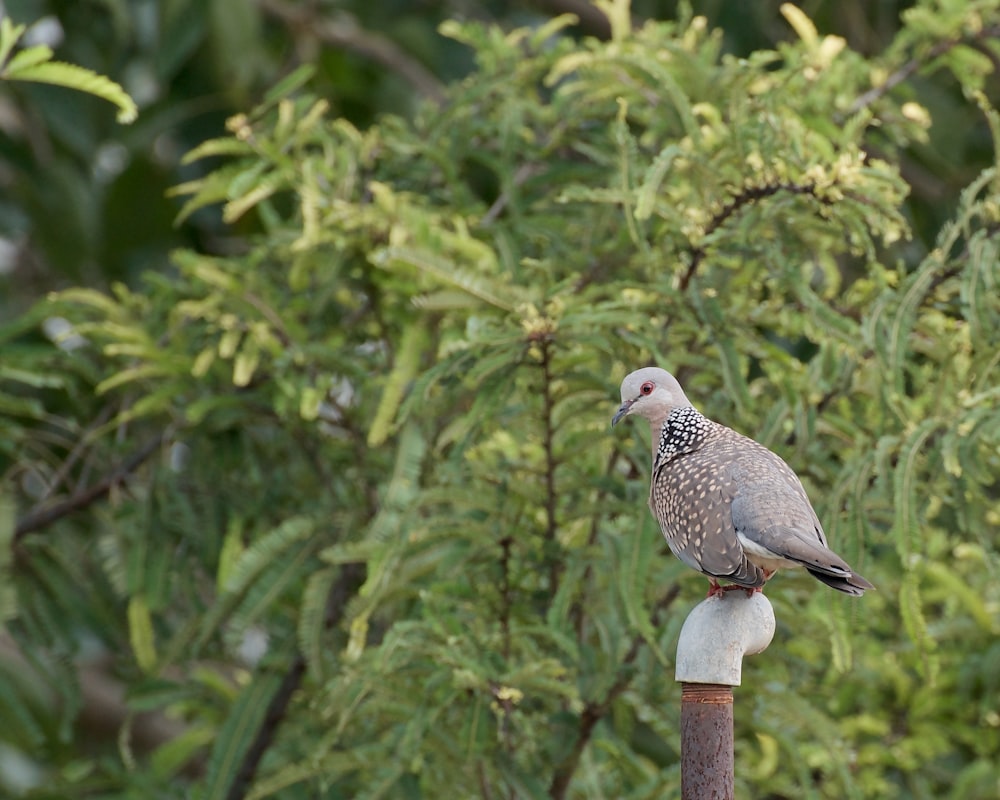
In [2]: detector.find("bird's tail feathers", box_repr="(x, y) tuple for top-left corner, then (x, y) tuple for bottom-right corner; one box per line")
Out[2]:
(805, 568), (875, 596)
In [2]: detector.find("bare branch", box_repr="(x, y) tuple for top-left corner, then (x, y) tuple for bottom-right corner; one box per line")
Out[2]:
(679, 180), (830, 291)
(224, 655), (307, 800)
(499, 535), (514, 662)
(529, 0), (613, 40)
(258, 0), (446, 104)
(15, 434), (165, 542)
(225, 563), (365, 800)
(847, 25), (1000, 116)
(549, 583), (681, 799)
(539, 339), (562, 595)
(37, 405), (115, 501)
(479, 163), (545, 227)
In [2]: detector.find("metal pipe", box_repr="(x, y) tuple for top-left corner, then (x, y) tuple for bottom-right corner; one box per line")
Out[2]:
(675, 592), (775, 686)
(675, 592), (776, 799)
(681, 682), (734, 800)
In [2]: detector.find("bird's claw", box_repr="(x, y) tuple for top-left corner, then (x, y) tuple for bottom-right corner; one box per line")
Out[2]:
(706, 581), (763, 599)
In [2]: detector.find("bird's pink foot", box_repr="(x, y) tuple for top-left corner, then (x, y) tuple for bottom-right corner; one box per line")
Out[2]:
(706, 580), (763, 598)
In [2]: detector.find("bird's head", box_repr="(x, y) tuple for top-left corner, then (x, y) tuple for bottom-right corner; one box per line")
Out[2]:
(612, 367), (692, 427)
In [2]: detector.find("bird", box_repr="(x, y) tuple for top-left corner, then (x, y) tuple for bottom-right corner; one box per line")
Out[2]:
(612, 366), (873, 597)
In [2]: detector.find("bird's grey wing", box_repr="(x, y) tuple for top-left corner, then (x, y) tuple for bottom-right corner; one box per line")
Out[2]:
(651, 458), (765, 588)
(727, 453), (856, 578)
(724, 447), (875, 595)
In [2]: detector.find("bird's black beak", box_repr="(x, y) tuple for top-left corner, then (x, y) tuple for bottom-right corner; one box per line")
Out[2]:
(611, 399), (634, 427)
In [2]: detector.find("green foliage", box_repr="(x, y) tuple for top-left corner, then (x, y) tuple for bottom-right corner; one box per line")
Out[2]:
(0, 17), (137, 122)
(2, 1), (1000, 799)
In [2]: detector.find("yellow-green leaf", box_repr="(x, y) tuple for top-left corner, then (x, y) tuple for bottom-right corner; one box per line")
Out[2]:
(128, 595), (157, 672)
(3, 59), (137, 123)
(367, 322), (427, 446)
(232, 338), (260, 387)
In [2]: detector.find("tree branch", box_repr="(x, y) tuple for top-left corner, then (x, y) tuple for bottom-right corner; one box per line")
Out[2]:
(538, 339), (562, 595)
(846, 25), (1000, 117)
(479, 163), (545, 227)
(15, 434), (165, 542)
(549, 583), (681, 800)
(37, 404), (115, 502)
(571, 449), (620, 642)
(529, 0), (613, 40)
(679, 180), (830, 291)
(224, 655), (307, 800)
(499, 535), (513, 662)
(224, 562), (365, 800)
(258, 0), (446, 104)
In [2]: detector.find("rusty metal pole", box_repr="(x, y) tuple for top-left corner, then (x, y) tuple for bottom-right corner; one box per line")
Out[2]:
(680, 683), (734, 798)
(675, 592), (775, 800)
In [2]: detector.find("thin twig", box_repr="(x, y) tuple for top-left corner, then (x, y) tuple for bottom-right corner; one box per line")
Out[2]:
(549, 583), (681, 800)
(258, 0), (446, 104)
(499, 535), (513, 662)
(679, 181), (830, 291)
(243, 292), (293, 348)
(224, 654), (308, 800)
(225, 562), (365, 800)
(539, 340), (562, 595)
(846, 25), (1000, 117)
(39, 405), (115, 501)
(571, 449), (620, 642)
(479, 163), (545, 227)
(529, 0), (613, 40)
(477, 761), (494, 800)
(15, 434), (165, 542)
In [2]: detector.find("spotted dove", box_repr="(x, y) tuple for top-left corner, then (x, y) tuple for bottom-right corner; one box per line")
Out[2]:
(613, 367), (873, 596)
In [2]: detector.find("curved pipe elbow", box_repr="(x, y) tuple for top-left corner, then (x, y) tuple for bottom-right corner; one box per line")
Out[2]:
(675, 591), (776, 686)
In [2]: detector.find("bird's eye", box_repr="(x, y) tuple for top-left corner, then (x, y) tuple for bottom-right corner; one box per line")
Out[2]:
(640, 381), (654, 395)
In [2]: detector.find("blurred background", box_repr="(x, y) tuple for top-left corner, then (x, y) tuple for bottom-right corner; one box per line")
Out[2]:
(0, 0), (992, 312)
